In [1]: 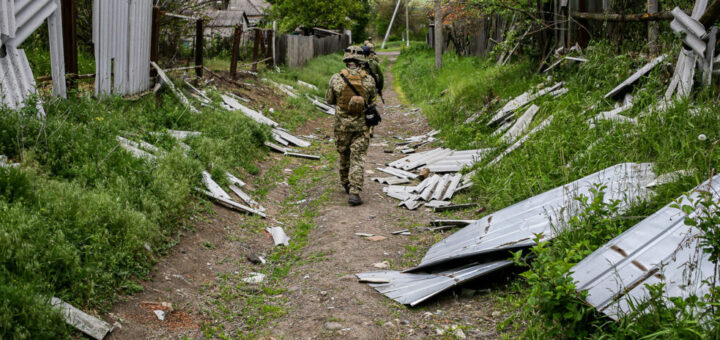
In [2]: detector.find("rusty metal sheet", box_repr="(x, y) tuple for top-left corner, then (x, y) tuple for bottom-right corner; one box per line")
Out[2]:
(411, 163), (656, 272)
(571, 175), (720, 320)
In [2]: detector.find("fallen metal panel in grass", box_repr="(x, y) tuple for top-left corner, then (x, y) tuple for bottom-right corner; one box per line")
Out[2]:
(357, 260), (513, 306)
(571, 175), (720, 320)
(411, 163), (657, 272)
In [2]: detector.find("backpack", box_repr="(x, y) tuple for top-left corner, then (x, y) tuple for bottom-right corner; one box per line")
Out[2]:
(338, 69), (367, 115)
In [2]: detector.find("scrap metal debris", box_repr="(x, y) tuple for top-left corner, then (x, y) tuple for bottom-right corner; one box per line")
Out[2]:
(266, 227), (290, 246)
(359, 164), (657, 306)
(413, 163), (656, 272)
(604, 55), (666, 100)
(152, 62), (199, 114)
(487, 82), (564, 126)
(51, 297), (113, 340)
(571, 175), (720, 320)
(198, 171), (266, 217)
(356, 261), (513, 306)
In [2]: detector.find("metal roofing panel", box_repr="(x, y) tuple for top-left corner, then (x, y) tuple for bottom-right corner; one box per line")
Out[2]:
(5, 0), (56, 48)
(94, 0), (151, 96)
(487, 116), (554, 167)
(571, 175), (720, 320)
(411, 163), (656, 272)
(0, 46), (45, 117)
(604, 55), (666, 100)
(357, 260), (513, 306)
(0, 0), (16, 40)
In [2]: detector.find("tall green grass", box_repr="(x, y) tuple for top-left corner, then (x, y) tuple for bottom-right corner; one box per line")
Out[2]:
(0, 51), (333, 336)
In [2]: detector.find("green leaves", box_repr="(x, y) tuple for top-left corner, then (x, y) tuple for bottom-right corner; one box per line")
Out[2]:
(267, 0), (369, 33)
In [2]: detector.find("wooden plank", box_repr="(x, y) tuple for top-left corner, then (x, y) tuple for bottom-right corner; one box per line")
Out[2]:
(252, 29), (261, 72)
(61, 0), (78, 92)
(230, 25), (241, 79)
(195, 19), (204, 77)
(150, 6), (160, 77)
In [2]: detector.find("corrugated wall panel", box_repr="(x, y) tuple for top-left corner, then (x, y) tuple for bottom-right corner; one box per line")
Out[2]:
(0, 47), (45, 117)
(94, 0), (151, 97)
(0, 0), (17, 40)
(8, 0), (55, 48)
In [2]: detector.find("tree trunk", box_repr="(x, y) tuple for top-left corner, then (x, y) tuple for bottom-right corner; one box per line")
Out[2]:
(434, 0), (443, 69)
(648, 0), (660, 55)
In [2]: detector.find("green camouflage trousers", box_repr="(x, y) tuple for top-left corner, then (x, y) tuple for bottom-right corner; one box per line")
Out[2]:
(335, 128), (370, 195)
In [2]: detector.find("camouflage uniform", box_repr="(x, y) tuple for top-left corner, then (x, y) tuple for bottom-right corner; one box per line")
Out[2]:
(326, 67), (377, 195)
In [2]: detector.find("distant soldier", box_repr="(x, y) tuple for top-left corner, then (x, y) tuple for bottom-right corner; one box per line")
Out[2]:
(364, 36), (376, 52)
(361, 46), (384, 103)
(326, 46), (377, 206)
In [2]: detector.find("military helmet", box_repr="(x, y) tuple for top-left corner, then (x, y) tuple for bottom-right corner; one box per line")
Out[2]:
(343, 46), (365, 63)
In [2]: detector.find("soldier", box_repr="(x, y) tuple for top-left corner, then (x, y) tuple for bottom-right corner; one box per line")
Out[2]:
(326, 46), (377, 206)
(364, 36), (375, 52)
(361, 46), (384, 102)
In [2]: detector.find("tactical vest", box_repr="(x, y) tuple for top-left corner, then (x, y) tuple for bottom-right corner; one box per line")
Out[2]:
(338, 69), (367, 115)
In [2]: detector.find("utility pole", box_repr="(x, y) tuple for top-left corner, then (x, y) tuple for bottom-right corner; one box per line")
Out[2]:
(405, 0), (410, 47)
(382, 0), (402, 49)
(434, 0), (442, 69)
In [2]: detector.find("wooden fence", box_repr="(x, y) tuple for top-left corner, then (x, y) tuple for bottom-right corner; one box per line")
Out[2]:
(275, 34), (350, 68)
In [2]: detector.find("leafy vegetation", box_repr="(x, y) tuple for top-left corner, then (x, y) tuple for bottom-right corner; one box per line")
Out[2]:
(394, 40), (720, 338)
(0, 48), (338, 336)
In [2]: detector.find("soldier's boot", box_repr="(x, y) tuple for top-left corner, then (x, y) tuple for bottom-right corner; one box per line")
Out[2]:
(348, 194), (363, 206)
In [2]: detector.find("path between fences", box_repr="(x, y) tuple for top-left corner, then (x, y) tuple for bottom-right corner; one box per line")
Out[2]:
(105, 52), (503, 339)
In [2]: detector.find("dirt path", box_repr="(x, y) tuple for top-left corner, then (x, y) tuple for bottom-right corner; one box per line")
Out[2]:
(104, 53), (502, 339)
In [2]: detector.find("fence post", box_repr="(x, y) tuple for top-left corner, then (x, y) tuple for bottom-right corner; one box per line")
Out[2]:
(150, 6), (160, 77)
(259, 30), (267, 62)
(61, 0), (78, 91)
(195, 19), (204, 77)
(252, 29), (261, 72)
(230, 25), (242, 79)
(266, 30), (274, 67)
(648, 0), (660, 55)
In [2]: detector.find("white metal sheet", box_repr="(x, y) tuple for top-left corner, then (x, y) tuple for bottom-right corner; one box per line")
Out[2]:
(572, 175), (720, 320)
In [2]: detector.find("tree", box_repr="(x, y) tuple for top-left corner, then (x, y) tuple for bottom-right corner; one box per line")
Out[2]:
(266, 0), (370, 33)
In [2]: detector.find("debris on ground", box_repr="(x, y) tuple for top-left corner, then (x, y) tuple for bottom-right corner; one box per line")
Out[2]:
(572, 174), (720, 320)
(266, 227), (291, 246)
(242, 272), (266, 284)
(51, 297), (114, 340)
(359, 163), (657, 305)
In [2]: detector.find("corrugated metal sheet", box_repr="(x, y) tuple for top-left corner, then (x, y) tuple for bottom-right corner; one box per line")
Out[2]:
(93, 0), (151, 97)
(0, 46), (45, 117)
(571, 175), (720, 320)
(0, 0), (17, 41)
(4, 0), (56, 48)
(0, 0), (65, 100)
(411, 163), (656, 272)
(357, 260), (513, 306)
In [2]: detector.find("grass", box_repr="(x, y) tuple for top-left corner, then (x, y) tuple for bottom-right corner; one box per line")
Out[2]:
(394, 41), (720, 338)
(0, 51), (340, 337)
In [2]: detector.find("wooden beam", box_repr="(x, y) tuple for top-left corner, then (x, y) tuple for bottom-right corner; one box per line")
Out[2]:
(61, 0), (78, 91)
(252, 29), (261, 72)
(571, 10), (675, 21)
(230, 25), (242, 79)
(150, 6), (160, 76)
(195, 19), (204, 77)
(265, 30), (274, 67)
